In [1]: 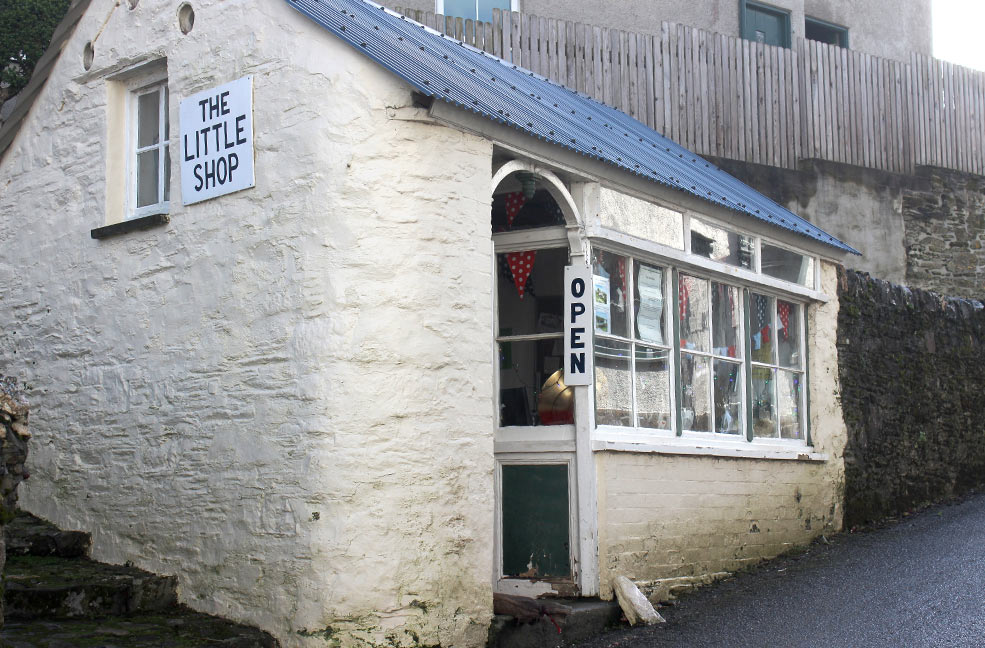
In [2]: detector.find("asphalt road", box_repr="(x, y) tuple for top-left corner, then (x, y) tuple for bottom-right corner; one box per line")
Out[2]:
(577, 491), (985, 648)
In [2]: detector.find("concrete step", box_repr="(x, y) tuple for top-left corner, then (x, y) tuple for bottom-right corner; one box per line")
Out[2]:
(4, 555), (178, 620)
(1, 606), (280, 647)
(4, 511), (91, 559)
(488, 598), (623, 648)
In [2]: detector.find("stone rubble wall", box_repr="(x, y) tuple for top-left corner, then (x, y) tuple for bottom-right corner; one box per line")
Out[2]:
(902, 169), (985, 300)
(837, 269), (985, 527)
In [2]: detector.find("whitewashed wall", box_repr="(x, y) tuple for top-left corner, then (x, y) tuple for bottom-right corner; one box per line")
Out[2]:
(0, 1), (495, 646)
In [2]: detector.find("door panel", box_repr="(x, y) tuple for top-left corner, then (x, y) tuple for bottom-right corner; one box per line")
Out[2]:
(501, 464), (571, 578)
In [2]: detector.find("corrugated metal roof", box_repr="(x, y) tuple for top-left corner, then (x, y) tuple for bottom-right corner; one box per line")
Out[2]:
(291, 0), (857, 254)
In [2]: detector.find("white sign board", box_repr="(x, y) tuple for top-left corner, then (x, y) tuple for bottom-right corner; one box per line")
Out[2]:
(180, 76), (255, 205)
(563, 265), (594, 386)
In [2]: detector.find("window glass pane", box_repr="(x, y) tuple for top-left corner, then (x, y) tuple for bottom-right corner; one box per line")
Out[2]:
(137, 89), (160, 147)
(499, 339), (568, 427)
(713, 360), (742, 435)
(595, 339), (632, 427)
(491, 188), (566, 232)
(635, 345), (671, 430)
(501, 464), (570, 578)
(777, 370), (804, 439)
(476, 0), (509, 22)
(711, 282), (741, 358)
(751, 366), (777, 438)
(690, 219), (754, 269)
(634, 262), (666, 346)
(136, 150), (159, 208)
(681, 353), (712, 432)
(777, 300), (801, 368)
(679, 275), (710, 353)
(442, 0), (476, 20)
(761, 243), (815, 288)
(591, 249), (629, 338)
(599, 187), (685, 250)
(497, 248), (566, 336)
(749, 293), (775, 364)
(163, 146), (171, 202)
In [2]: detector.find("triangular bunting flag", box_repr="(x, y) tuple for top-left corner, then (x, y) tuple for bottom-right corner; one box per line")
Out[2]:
(504, 192), (526, 228)
(506, 250), (536, 299)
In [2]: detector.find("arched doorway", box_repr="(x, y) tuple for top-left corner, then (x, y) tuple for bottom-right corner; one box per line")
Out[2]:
(490, 162), (596, 597)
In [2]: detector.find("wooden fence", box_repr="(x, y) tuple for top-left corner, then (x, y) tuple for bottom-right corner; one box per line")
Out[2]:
(394, 8), (985, 177)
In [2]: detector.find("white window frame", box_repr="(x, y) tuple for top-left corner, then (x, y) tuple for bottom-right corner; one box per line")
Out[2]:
(589, 240), (813, 450)
(127, 75), (170, 220)
(435, 0), (518, 21)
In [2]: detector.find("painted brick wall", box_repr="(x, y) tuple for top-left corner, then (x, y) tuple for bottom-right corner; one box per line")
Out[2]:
(838, 269), (985, 527)
(0, 1), (495, 646)
(596, 261), (847, 598)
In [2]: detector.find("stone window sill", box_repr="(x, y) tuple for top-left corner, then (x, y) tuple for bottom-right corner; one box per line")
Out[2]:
(91, 213), (169, 240)
(591, 437), (827, 462)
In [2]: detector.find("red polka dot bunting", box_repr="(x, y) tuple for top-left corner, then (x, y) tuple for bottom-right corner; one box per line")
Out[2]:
(504, 192), (526, 229)
(506, 250), (537, 299)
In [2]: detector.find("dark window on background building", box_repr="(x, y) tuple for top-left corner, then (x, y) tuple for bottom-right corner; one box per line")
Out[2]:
(805, 17), (849, 48)
(740, 0), (791, 48)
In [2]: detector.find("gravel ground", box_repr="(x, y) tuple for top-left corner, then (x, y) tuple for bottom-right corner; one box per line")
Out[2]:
(576, 491), (985, 648)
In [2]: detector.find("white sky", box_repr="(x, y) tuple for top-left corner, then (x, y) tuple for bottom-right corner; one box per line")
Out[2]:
(933, 0), (985, 71)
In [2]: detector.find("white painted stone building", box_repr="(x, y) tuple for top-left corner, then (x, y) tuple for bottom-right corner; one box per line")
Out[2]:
(0, 0), (853, 646)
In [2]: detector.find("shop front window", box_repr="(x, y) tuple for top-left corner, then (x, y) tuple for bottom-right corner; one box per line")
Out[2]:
(591, 247), (808, 444)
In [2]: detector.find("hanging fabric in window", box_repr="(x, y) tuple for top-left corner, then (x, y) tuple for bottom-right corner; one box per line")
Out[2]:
(778, 302), (790, 339)
(506, 250), (536, 298)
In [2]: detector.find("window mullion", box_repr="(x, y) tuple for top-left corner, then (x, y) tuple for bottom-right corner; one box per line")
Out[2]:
(802, 304), (811, 445)
(627, 257), (638, 427)
(671, 269), (682, 436)
(158, 87), (164, 205)
(743, 288), (753, 442)
(705, 281), (714, 433)
(772, 299), (780, 438)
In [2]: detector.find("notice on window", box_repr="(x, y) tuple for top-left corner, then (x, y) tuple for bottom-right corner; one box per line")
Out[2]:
(564, 265), (593, 386)
(636, 266), (664, 345)
(593, 275), (611, 334)
(180, 76), (255, 205)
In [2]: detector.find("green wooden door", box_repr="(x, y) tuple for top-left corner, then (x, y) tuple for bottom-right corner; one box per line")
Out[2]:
(501, 464), (571, 579)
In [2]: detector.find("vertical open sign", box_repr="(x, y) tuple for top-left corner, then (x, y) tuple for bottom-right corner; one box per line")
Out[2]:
(564, 265), (594, 386)
(180, 76), (255, 205)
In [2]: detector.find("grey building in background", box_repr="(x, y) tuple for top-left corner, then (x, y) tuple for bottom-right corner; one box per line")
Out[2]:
(394, 0), (932, 62)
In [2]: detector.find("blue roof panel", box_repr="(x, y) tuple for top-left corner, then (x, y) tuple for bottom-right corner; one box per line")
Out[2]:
(285, 0), (859, 255)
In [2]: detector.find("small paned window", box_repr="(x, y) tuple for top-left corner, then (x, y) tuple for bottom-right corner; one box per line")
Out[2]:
(679, 274), (744, 434)
(497, 246), (569, 427)
(805, 17), (849, 48)
(592, 249), (673, 431)
(749, 293), (805, 439)
(131, 80), (170, 219)
(740, 0), (791, 48)
(690, 218), (755, 269)
(438, 0), (511, 22)
(761, 242), (815, 289)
